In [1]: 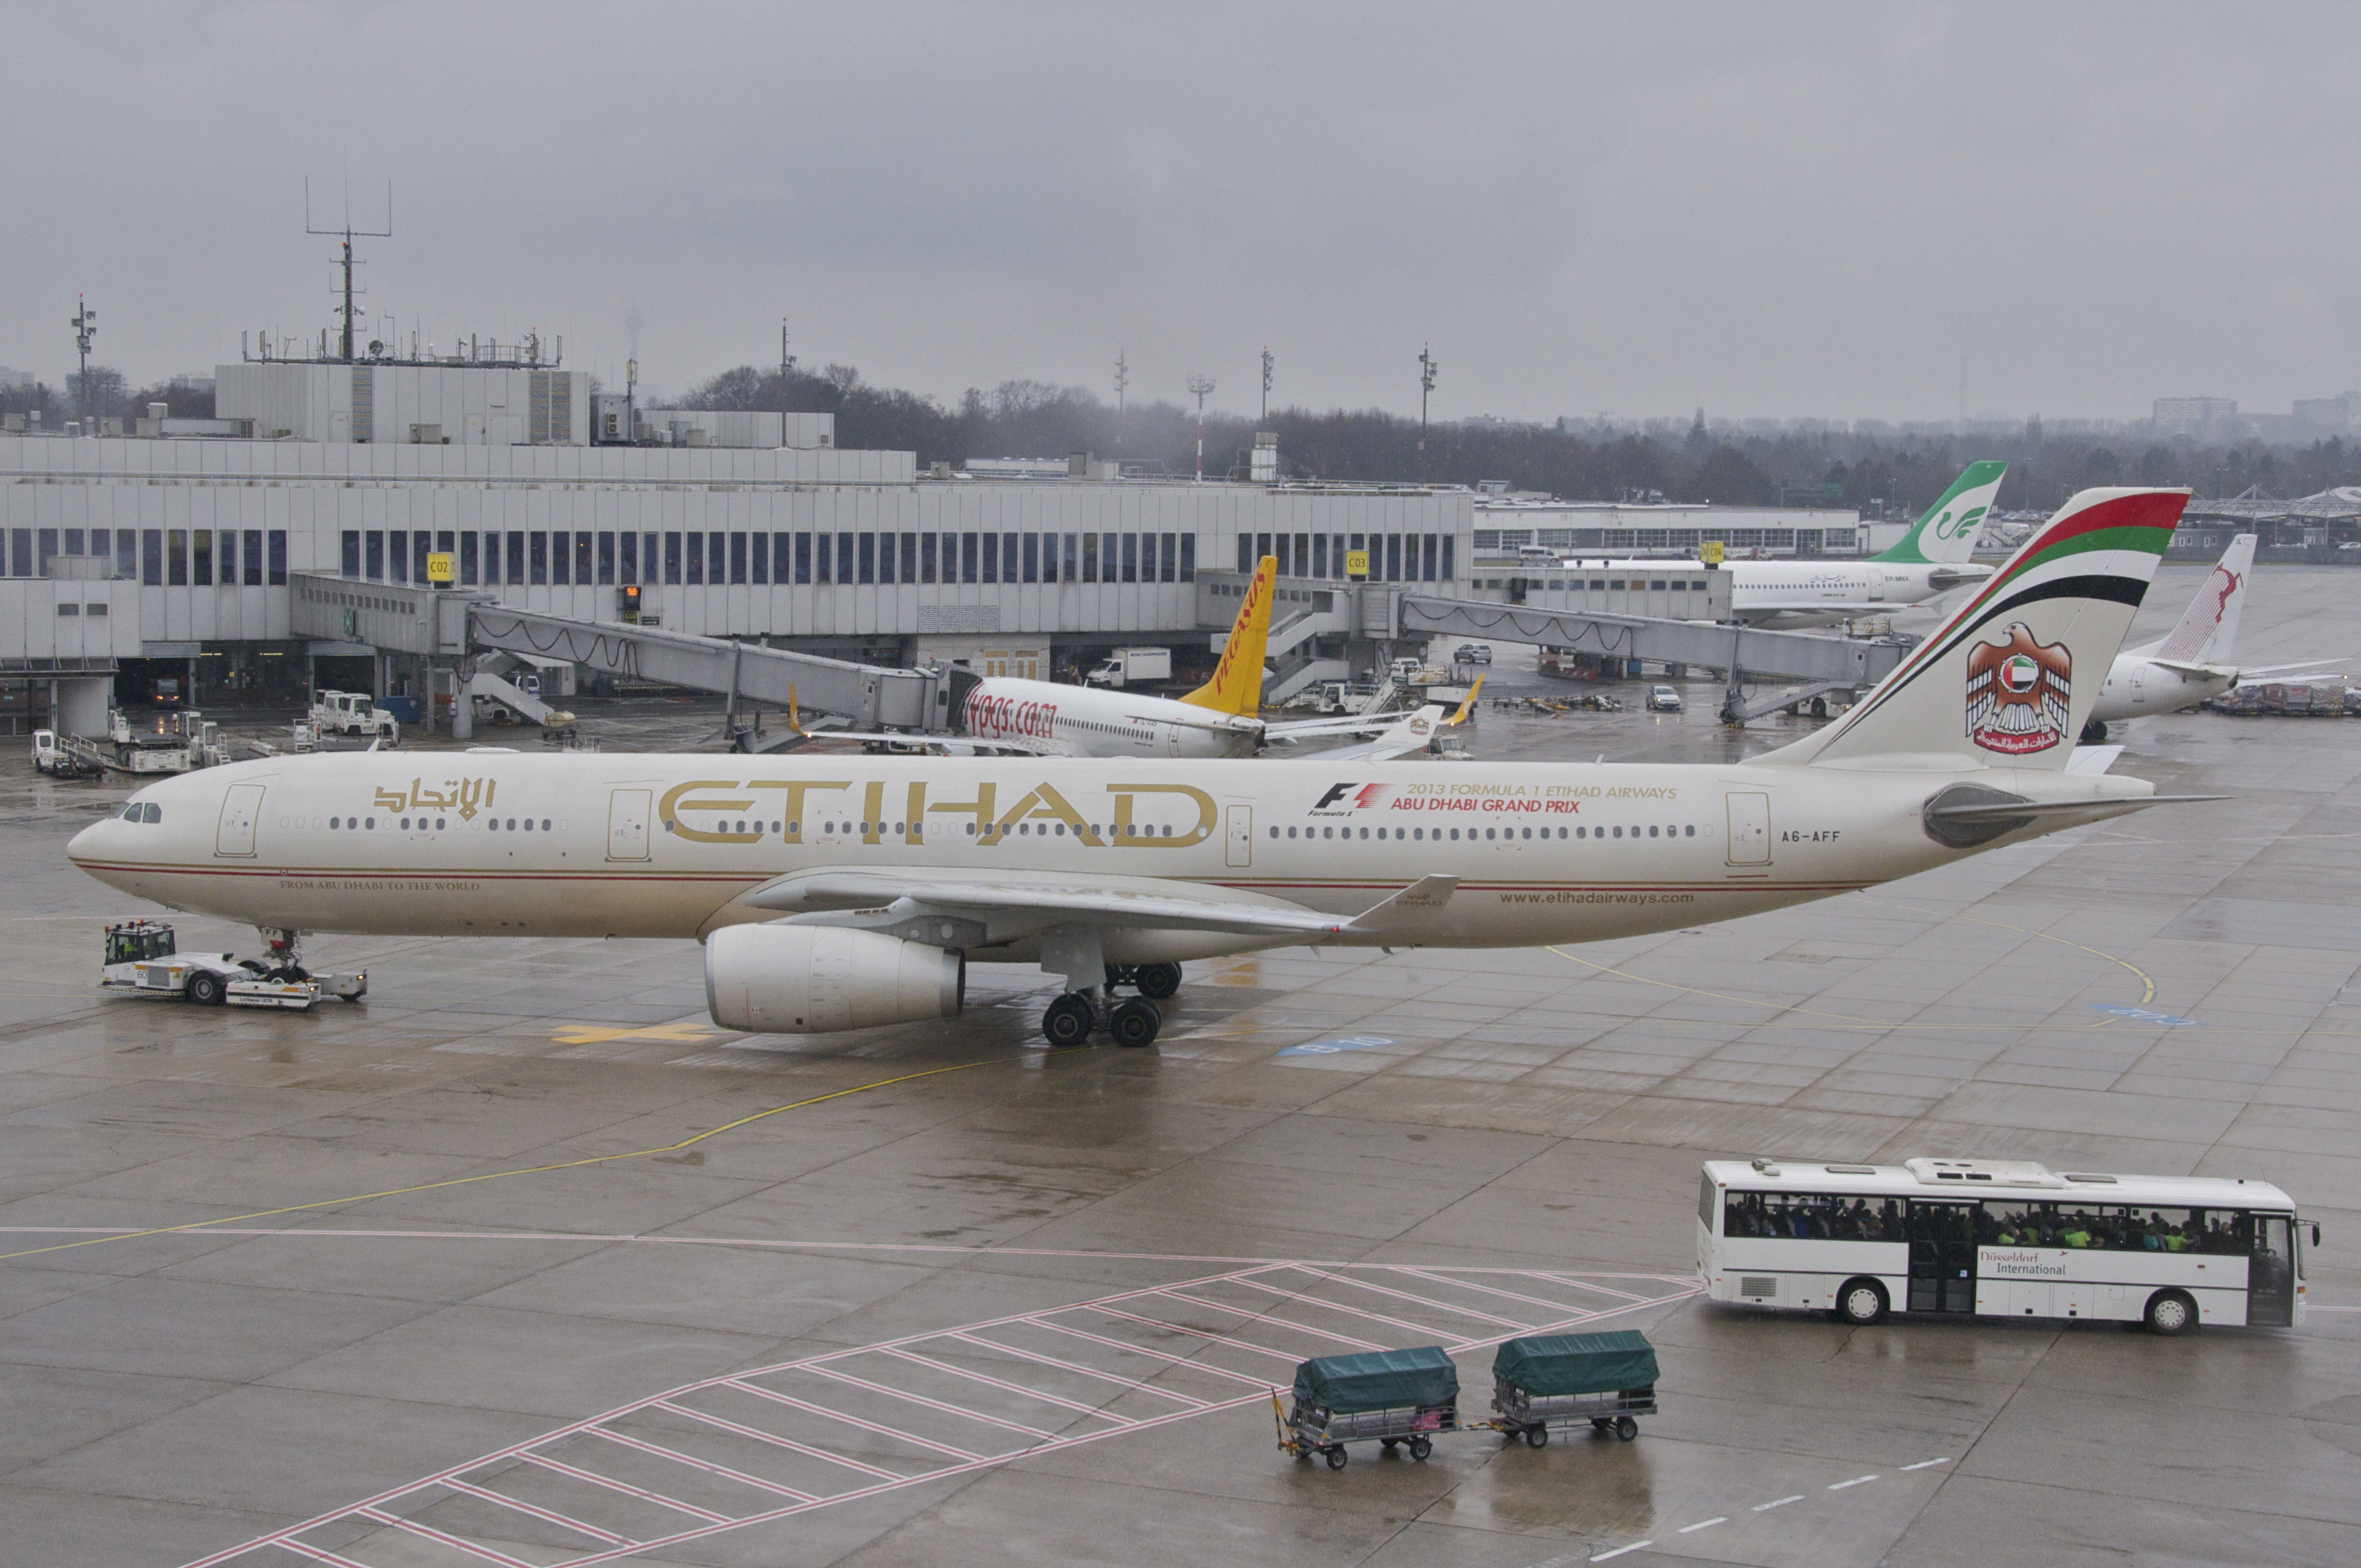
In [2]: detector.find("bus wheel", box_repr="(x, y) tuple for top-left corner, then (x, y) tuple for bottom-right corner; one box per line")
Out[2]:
(2144, 1290), (2197, 1336)
(1835, 1278), (1888, 1325)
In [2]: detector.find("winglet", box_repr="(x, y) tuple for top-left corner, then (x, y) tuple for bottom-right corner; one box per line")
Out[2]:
(1346, 874), (1459, 933)
(1447, 676), (1483, 724)
(1181, 555), (1276, 715)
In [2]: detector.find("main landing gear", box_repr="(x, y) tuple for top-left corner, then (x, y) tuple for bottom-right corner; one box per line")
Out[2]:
(1039, 964), (1182, 1048)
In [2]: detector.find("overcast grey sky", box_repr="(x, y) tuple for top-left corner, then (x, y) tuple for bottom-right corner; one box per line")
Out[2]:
(5, 2), (2356, 425)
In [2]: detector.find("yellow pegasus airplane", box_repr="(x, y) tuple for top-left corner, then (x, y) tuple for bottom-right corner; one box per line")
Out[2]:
(71, 490), (2208, 1050)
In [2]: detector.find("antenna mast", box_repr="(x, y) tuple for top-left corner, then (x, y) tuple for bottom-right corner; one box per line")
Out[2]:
(306, 177), (392, 364)
(1186, 374), (1216, 482)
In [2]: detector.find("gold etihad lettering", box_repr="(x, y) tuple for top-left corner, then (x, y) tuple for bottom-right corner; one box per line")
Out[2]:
(649, 777), (1215, 848)
(373, 776), (498, 821)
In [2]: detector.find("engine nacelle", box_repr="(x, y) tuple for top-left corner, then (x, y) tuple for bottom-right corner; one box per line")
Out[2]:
(705, 924), (964, 1034)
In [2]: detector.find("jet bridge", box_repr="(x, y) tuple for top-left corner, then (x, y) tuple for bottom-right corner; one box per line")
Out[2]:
(463, 607), (955, 739)
(1389, 594), (1909, 690)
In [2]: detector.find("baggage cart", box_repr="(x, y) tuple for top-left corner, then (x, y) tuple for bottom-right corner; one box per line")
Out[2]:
(1490, 1329), (1659, 1448)
(1276, 1345), (1458, 1470)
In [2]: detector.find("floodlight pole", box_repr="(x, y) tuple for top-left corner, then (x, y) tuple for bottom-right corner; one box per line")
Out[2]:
(1261, 347), (1273, 422)
(1187, 374), (1215, 481)
(1417, 343), (1437, 476)
(1114, 349), (1129, 448)
(69, 296), (96, 420)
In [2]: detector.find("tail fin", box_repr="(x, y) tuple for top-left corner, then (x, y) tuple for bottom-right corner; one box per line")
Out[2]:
(2145, 533), (2254, 664)
(1182, 554), (1276, 714)
(1872, 460), (2009, 565)
(1770, 487), (2188, 770)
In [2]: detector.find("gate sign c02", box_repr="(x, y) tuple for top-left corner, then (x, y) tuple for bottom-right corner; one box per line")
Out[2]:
(1278, 1035), (1394, 1058)
(2089, 1003), (2200, 1027)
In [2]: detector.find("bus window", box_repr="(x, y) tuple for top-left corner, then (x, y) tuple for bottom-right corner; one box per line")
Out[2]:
(1977, 1200), (2044, 1246)
(1699, 1173), (1720, 1232)
(2191, 1210), (2250, 1256)
(1724, 1191), (1901, 1242)
(2125, 1207), (2195, 1252)
(2052, 1203), (2112, 1249)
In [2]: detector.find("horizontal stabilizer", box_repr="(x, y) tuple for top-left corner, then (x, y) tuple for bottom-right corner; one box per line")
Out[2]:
(1926, 793), (2226, 823)
(2064, 745), (2123, 775)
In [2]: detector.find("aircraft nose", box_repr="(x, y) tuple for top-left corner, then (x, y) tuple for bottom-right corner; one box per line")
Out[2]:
(67, 819), (103, 864)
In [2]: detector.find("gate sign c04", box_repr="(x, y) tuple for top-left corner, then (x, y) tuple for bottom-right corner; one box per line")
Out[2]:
(1278, 1035), (1394, 1057)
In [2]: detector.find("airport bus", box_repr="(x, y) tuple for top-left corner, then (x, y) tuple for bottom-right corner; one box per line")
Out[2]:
(1699, 1157), (2311, 1334)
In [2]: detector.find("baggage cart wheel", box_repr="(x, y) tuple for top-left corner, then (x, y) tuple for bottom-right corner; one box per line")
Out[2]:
(1325, 1445), (1348, 1470)
(1590, 1418), (1611, 1433)
(1380, 1439), (1398, 1452)
(1524, 1424), (1548, 1449)
(1408, 1435), (1432, 1461)
(1614, 1416), (1638, 1442)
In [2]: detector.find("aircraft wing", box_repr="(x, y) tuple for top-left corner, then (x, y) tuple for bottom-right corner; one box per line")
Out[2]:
(2235, 659), (2349, 679)
(742, 866), (1459, 940)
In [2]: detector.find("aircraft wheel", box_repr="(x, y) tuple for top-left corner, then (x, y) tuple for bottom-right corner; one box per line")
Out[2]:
(1108, 997), (1162, 1048)
(185, 971), (226, 1007)
(1041, 993), (1095, 1048)
(1102, 963), (1137, 990)
(1134, 962), (1183, 1001)
(2080, 719), (2109, 743)
(1809, 696), (1828, 719)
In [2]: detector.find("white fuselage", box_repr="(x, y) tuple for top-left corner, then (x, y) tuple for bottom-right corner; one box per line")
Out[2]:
(2088, 656), (2235, 724)
(67, 751), (2145, 963)
(1564, 558), (1993, 628)
(958, 677), (1259, 759)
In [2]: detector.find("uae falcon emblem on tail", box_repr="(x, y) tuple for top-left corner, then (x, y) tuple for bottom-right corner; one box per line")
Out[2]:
(1965, 622), (2072, 755)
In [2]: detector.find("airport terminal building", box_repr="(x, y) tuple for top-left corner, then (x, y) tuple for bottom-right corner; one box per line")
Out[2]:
(0, 361), (1476, 731)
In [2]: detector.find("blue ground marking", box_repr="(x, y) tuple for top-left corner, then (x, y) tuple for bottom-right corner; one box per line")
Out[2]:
(2090, 1003), (2200, 1027)
(1278, 1035), (1396, 1057)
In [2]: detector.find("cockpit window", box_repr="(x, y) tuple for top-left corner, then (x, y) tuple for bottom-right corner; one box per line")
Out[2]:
(120, 803), (141, 820)
(143, 803), (162, 824)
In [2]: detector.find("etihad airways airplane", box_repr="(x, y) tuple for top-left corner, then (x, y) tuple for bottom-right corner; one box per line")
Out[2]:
(812, 556), (1420, 760)
(1563, 461), (2008, 629)
(70, 488), (2204, 1050)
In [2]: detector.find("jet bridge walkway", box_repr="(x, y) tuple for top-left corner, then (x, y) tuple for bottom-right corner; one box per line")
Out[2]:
(463, 606), (954, 738)
(1390, 594), (1911, 690)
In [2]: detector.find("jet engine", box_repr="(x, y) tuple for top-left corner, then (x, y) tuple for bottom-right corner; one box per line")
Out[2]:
(705, 925), (965, 1034)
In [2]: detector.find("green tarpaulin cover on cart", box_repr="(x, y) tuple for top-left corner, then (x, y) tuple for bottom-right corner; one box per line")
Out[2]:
(1291, 1345), (1460, 1414)
(1492, 1330), (1659, 1397)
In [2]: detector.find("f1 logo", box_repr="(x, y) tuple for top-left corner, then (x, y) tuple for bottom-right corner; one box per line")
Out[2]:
(1314, 782), (1359, 810)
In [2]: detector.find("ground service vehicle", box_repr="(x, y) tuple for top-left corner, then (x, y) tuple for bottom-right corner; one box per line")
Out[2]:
(1490, 1330), (1657, 1447)
(1700, 1158), (2309, 1333)
(1454, 644), (1493, 666)
(1648, 685), (1683, 711)
(99, 918), (367, 1010)
(31, 730), (100, 779)
(312, 690), (401, 740)
(1280, 1347), (1458, 1469)
(1083, 647), (1172, 688)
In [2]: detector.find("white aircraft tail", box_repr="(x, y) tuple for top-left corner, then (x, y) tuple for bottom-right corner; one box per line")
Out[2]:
(2144, 532), (2254, 665)
(1769, 488), (2190, 771)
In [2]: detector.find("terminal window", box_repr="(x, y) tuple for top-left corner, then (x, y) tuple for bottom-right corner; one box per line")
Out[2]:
(815, 533), (832, 584)
(920, 533), (937, 584)
(461, 534), (478, 586)
(1162, 532), (1179, 583)
(192, 530), (212, 587)
(598, 532), (616, 586)
(268, 530), (286, 586)
(365, 531), (384, 580)
(1064, 533), (1079, 582)
(748, 533), (766, 586)
(530, 532), (549, 585)
(795, 532), (812, 584)
(1180, 534), (1195, 582)
(837, 533), (854, 586)
(710, 532), (726, 585)
(342, 531), (361, 578)
(900, 531), (918, 584)
(858, 532), (876, 585)
(506, 532), (526, 585)
(1083, 533), (1100, 582)
(1021, 533), (1039, 584)
(1104, 532), (1121, 582)
(729, 531), (747, 586)
(980, 533), (999, 584)
(683, 531), (702, 586)
(962, 533), (979, 584)
(167, 530), (188, 586)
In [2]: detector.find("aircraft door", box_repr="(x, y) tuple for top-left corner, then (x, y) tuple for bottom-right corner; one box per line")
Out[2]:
(607, 788), (653, 861)
(1724, 792), (1771, 865)
(213, 783), (264, 858)
(1225, 804), (1253, 868)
